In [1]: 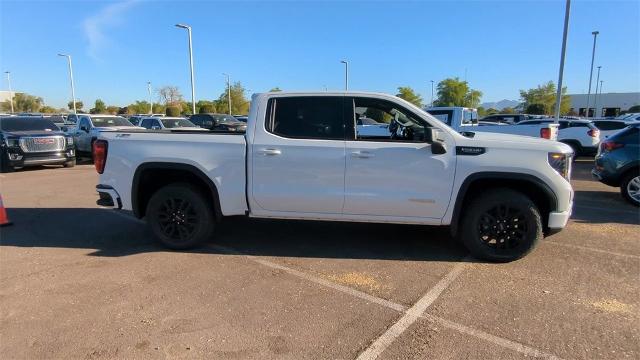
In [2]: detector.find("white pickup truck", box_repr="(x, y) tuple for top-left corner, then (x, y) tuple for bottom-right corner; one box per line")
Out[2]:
(95, 92), (574, 262)
(425, 107), (559, 140)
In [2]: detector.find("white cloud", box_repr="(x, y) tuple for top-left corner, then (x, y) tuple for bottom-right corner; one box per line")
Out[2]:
(83, 0), (138, 60)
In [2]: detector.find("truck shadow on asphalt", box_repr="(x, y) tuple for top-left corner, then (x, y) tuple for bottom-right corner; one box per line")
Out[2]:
(1, 208), (470, 262)
(571, 190), (640, 225)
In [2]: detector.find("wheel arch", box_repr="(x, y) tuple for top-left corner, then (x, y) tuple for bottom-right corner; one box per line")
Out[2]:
(132, 162), (222, 220)
(449, 172), (558, 237)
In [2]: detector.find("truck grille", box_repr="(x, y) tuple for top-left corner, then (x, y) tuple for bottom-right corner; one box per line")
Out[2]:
(19, 136), (65, 153)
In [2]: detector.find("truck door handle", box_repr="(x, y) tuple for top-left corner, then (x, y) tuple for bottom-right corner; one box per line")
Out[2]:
(259, 148), (282, 156)
(351, 150), (373, 158)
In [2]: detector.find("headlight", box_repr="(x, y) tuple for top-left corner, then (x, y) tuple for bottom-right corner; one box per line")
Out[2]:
(548, 152), (572, 180)
(65, 136), (74, 146)
(4, 138), (19, 147)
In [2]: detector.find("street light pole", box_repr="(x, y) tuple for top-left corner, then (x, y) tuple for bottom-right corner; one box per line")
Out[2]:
(554, 0), (571, 122)
(147, 81), (153, 114)
(175, 24), (196, 115)
(593, 66), (601, 118)
(58, 54), (77, 114)
(430, 80), (434, 107)
(585, 30), (599, 118)
(4, 71), (13, 113)
(223, 73), (231, 115)
(340, 60), (349, 91)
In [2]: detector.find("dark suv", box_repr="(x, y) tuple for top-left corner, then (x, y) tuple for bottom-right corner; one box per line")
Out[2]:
(189, 113), (247, 132)
(592, 123), (640, 206)
(0, 117), (76, 172)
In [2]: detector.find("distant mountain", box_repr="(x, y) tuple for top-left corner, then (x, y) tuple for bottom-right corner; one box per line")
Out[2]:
(480, 99), (520, 111)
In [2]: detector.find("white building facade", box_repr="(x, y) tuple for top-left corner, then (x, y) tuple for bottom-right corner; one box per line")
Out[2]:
(568, 92), (640, 117)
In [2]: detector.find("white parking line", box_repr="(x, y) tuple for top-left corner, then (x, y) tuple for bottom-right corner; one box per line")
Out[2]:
(102, 209), (565, 359)
(356, 261), (467, 360)
(545, 241), (640, 259)
(423, 314), (562, 360)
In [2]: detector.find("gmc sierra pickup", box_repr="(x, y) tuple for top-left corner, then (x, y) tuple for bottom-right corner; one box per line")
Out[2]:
(95, 92), (574, 262)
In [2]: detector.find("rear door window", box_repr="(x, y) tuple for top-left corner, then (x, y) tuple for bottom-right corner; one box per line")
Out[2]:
(266, 97), (344, 140)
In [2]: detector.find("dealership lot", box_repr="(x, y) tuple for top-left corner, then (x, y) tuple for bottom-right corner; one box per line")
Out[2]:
(0, 160), (638, 359)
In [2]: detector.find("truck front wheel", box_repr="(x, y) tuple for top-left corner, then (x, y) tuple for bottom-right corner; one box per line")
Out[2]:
(459, 189), (543, 262)
(146, 183), (215, 249)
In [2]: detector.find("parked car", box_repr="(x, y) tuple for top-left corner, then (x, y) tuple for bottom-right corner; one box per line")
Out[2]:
(592, 119), (638, 139)
(426, 107), (558, 140)
(72, 114), (141, 155)
(481, 114), (536, 124)
(95, 91), (573, 262)
(189, 113), (247, 132)
(0, 116), (76, 172)
(592, 123), (640, 206)
(233, 115), (248, 122)
(517, 119), (600, 156)
(614, 113), (640, 121)
(140, 117), (207, 131)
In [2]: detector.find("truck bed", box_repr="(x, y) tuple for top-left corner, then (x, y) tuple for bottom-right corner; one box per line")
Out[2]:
(98, 130), (248, 216)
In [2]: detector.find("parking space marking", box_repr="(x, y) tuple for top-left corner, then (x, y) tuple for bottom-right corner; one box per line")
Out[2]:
(101, 209), (565, 359)
(545, 241), (640, 259)
(422, 314), (562, 359)
(355, 261), (467, 360)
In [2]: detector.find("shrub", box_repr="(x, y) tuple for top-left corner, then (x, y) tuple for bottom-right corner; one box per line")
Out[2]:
(166, 106), (181, 117)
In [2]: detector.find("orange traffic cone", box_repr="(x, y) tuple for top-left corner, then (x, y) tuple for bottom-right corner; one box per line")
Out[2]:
(0, 194), (12, 227)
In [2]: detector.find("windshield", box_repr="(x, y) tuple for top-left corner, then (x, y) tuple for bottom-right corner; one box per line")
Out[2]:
(215, 115), (238, 123)
(161, 118), (197, 128)
(91, 116), (134, 127)
(0, 118), (59, 132)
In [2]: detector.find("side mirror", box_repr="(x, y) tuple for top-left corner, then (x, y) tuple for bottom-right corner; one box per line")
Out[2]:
(426, 128), (447, 155)
(80, 125), (89, 132)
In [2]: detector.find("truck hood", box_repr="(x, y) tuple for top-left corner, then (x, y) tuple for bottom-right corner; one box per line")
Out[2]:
(458, 131), (572, 153)
(94, 126), (144, 132)
(2, 130), (66, 137)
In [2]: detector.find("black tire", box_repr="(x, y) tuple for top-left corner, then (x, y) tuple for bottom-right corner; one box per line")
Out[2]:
(458, 189), (543, 262)
(63, 159), (76, 168)
(620, 171), (640, 207)
(146, 183), (215, 249)
(0, 152), (13, 173)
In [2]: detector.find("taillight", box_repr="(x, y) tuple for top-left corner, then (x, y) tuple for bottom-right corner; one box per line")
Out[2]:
(540, 128), (551, 139)
(93, 140), (108, 174)
(600, 140), (624, 152)
(587, 129), (600, 137)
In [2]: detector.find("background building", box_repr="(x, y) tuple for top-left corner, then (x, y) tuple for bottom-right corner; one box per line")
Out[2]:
(568, 92), (640, 117)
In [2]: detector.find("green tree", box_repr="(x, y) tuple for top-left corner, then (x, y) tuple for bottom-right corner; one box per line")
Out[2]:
(90, 99), (107, 114)
(166, 105), (181, 117)
(519, 81), (571, 115)
(501, 107), (515, 114)
(269, 87), (282, 92)
(67, 100), (83, 111)
(40, 105), (57, 113)
(434, 78), (482, 108)
(196, 100), (216, 114)
(1, 93), (44, 112)
(216, 81), (250, 115)
(395, 86), (423, 107)
(485, 108), (499, 116)
(526, 103), (547, 115)
(105, 106), (119, 115)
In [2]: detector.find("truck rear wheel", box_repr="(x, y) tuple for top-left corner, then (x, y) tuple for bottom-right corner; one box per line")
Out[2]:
(146, 183), (215, 249)
(459, 189), (542, 262)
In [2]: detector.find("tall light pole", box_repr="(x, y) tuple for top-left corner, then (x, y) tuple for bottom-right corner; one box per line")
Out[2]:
(223, 73), (231, 115)
(147, 81), (153, 114)
(593, 66), (601, 118)
(599, 80), (604, 116)
(175, 24), (196, 115)
(340, 60), (349, 91)
(4, 71), (13, 113)
(585, 30), (599, 118)
(430, 80), (435, 107)
(554, 0), (571, 122)
(58, 53), (77, 114)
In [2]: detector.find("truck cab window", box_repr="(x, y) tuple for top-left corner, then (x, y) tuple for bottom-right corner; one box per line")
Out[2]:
(352, 97), (429, 142)
(266, 97), (344, 140)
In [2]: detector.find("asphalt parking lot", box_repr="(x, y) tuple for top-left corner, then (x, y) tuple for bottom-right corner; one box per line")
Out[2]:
(1, 159), (638, 359)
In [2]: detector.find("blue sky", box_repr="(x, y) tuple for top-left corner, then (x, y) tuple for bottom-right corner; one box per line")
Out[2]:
(1, 0), (638, 109)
